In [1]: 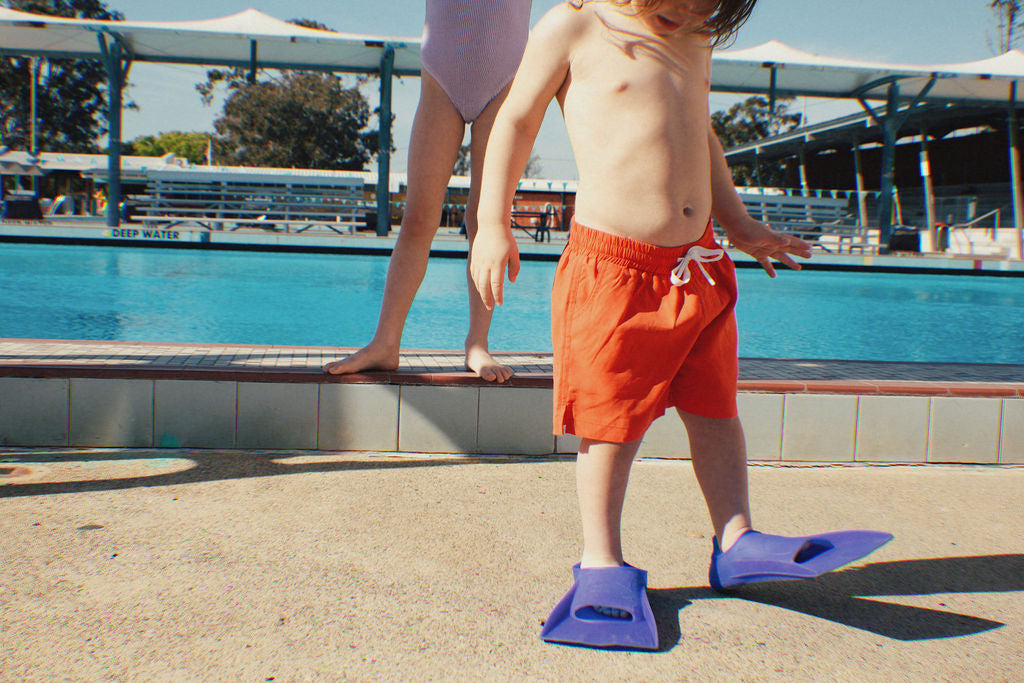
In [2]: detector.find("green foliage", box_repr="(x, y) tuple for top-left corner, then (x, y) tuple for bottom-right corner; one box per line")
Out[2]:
(454, 145), (472, 176)
(193, 17), (384, 170)
(0, 0), (124, 153)
(990, 0), (1024, 53)
(712, 95), (802, 187)
(211, 71), (379, 170)
(124, 131), (212, 165)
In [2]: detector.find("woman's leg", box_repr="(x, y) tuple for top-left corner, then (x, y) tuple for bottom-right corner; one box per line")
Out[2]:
(325, 73), (465, 374)
(576, 437), (644, 568)
(462, 84), (515, 382)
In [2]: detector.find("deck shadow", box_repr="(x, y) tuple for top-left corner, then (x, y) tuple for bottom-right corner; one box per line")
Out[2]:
(0, 449), (563, 498)
(649, 554), (1023, 649)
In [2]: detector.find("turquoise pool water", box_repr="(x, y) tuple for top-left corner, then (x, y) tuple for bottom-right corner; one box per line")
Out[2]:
(1, 243), (1022, 364)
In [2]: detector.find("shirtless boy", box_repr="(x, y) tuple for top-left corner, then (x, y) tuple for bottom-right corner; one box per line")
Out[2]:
(471, 0), (891, 649)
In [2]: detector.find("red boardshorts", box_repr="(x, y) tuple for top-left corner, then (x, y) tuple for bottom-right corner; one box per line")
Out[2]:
(552, 220), (739, 443)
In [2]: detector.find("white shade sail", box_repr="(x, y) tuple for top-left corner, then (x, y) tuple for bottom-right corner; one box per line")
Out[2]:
(0, 9), (1021, 103)
(714, 41), (1024, 104)
(0, 7), (422, 74)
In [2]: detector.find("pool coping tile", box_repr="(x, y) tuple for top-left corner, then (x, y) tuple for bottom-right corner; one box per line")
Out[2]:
(2, 339), (1023, 398)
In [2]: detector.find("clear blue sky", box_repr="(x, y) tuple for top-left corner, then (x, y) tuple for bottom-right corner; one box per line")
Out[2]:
(118, 1), (997, 178)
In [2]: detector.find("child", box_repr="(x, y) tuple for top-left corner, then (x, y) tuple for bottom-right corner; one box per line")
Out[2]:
(324, 0), (532, 382)
(470, 0), (891, 649)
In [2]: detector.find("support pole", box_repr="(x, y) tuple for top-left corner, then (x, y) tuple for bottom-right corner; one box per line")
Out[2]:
(876, 83), (899, 253)
(1008, 82), (1024, 260)
(249, 41), (258, 84)
(919, 130), (937, 252)
(28, 56), (39, 196)
(754, 149), (767, 222)
(98, 33), (124, 228)
(797, 147), (810, 194)
(852, 142), (868, 231)
(376, 45), (395, 237)
(797, 146), (812, 220)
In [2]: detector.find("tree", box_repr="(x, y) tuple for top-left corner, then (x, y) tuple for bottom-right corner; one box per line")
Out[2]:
(124, 131), (212, 165)
(0, 0), (124, 153)
(210, 72), (378, 170)
(453, 144), (543, 178)
(711, 95), (801, 187)
(989, 0), (1024, 53)
(196, 18), (384, 171)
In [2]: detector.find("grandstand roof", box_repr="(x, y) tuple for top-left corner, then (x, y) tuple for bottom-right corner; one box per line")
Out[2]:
(724, 103), (1021, 163)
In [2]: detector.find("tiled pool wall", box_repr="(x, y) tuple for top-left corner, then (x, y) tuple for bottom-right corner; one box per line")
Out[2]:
(1, 377), (1020, 464)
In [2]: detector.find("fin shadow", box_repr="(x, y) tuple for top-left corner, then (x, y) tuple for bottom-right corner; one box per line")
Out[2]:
(648, 554), (1023, 648)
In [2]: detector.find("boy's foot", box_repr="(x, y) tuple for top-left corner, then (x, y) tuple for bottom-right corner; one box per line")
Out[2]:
(708, 529), (894, 591)
(540, 564), (658, 650)
(323, 343), (400, 375)
(465, 344), (514, 383)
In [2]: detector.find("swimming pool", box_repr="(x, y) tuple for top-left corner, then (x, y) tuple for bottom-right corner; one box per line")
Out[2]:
(2, 243), (1021, 364)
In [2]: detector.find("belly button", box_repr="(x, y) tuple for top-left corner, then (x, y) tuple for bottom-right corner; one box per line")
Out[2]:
(682, 206), (695, 217)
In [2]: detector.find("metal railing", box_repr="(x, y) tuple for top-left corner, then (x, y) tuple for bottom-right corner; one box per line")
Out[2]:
(948, 208), (1009, 256)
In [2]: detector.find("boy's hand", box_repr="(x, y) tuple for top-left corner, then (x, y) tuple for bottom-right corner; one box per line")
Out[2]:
(722, 216), (812, 278)
(470, 227), (520, 309)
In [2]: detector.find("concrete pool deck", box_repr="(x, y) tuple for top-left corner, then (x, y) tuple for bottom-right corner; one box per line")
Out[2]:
(1, 339), (1022, 463)
(1, 449), (1022, 680)
(2, 340), (1023, 678)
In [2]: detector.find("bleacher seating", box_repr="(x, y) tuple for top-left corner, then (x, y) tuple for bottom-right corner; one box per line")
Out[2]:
(130, 169), (366, 233)
(731, 192), (875, 253)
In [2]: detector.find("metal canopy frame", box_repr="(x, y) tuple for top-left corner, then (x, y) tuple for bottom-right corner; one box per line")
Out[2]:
(0, 7), (420, 235)
(2, 10), (1024, 252)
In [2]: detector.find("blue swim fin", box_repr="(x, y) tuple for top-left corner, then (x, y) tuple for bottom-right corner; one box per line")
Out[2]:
(541, 563), (659, 650)
(709, 529), (894, 591)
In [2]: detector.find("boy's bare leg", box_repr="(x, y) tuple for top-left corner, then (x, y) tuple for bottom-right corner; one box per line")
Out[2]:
(463, 84), (514, 382)
(678, 410), (753, 552)
(324, 73), (465, 375)
(576, 437), (644, 568)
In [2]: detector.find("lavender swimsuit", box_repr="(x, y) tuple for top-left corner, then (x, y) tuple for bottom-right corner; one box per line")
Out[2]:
(421, 0), (533, 122)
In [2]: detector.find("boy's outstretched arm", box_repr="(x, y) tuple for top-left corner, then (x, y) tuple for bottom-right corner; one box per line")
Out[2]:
(471, 6), (577, 309)
(707, 126), (812, 277)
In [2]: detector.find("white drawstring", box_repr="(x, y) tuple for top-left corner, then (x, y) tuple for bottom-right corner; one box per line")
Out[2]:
(670, 245), (725, 286)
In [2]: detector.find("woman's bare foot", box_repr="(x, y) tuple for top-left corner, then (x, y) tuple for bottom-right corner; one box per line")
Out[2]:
(323, 343), (400, 375)
(465, 343), (513, 383)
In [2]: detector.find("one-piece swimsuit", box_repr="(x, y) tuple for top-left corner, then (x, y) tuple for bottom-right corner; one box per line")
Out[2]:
(421, 0), (533, 122)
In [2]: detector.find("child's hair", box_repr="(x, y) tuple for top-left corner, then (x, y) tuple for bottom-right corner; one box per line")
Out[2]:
(606, 0), (758, 46)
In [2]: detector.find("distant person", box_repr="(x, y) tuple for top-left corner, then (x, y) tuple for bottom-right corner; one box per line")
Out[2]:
(324, 0), (533, 382)
(471, 0), (891, 649)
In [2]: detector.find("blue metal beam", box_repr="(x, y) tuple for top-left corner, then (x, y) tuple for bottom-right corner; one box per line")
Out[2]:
(98, 31), (126, 228)
(875, 83), (899, 251)
(858, 77), (937, 251)
(376, 44), (395, 237)
(249, 40), (257, 84)
(1007, 82), (1024, 258)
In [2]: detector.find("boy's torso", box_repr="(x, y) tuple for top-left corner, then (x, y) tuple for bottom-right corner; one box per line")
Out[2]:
(556, 2), (715, 247)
